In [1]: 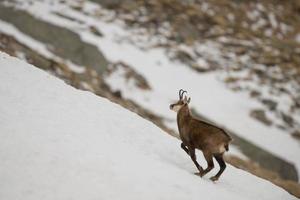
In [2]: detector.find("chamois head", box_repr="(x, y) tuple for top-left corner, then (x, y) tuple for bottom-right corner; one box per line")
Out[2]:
(169, 89), (191, 113)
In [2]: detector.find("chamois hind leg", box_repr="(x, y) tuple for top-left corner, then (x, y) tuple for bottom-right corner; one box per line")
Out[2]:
(180, 142), (189, 155)
(200, 152), (214, 177)
(188, 146), (203, 174)
(210, 153), (226, 181)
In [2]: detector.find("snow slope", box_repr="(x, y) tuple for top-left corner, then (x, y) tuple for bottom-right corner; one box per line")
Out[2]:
(1, 0), (299, 177)
(0, 53), (296, 199)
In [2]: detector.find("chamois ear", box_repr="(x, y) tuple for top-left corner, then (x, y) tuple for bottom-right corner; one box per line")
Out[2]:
(187, 97), (191, 104)
(183, 96), (191, 104)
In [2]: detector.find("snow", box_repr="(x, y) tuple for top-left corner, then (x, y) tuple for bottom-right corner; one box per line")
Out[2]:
(296, 34), (300, 43)
(1, 0), (300, 186)
(0, 52), (296, 200)
(268, 13), (278, 29)
(3, 0), (299, 177)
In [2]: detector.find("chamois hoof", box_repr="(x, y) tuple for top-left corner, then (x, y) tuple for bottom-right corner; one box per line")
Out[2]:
(198, 166), (204, 171)
(194, 172), (203, 177)
(210, 176), (219, 182)
(194, 168), (204, 177)
(198, 167), (204, 176)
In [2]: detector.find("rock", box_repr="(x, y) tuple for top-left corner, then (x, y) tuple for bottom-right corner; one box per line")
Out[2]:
(174, 49), (194, 64)
(224, 76), (239, 83)
(281, 112), (294, 127)
(113, 90), (122, 98)
(250, 90), (261, 98)
(110, 62), (151, 90)
(90, 0), (133, 8)
(214, 16), (227, 26)
(190, 63), (210, 72)
(173, 21), (199, 44)
(291, 130), (300, 141)
(89, 26), (103, 37)
(250, 109), (272, 126)
(261, 99), (277, 111)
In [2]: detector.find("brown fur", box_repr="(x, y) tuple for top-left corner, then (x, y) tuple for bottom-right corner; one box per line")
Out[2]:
(170, 95), (232, 181)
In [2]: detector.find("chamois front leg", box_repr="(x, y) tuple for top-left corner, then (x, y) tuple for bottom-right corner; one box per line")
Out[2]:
(188, 146), (204, 174)
(180, 142), (189, 155)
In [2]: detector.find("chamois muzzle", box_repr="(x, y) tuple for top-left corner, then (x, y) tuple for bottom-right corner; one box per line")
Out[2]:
(169, 104), (174, 110)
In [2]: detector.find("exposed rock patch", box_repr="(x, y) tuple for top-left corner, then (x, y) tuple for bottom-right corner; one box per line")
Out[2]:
(250, 109), (273, 126)
(0, 5), (108, 73)
(106, 62), (151, 90)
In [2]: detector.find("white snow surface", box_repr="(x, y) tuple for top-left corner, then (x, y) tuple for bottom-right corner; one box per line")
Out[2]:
(14, 0), (299, 175)
(1, 0), (300, 178)
(0, 53), (296, 199)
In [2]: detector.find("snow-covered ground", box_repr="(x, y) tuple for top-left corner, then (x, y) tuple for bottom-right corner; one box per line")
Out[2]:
(1, 0), (299, 179)
(0, 52), (296, 200)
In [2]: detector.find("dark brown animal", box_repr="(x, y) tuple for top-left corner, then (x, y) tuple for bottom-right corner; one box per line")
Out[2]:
(170, 89), (232, 181)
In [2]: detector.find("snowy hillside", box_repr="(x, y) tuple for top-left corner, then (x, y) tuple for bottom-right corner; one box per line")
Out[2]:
(0, 0), (298, 181)
(0, 53), (296, 199)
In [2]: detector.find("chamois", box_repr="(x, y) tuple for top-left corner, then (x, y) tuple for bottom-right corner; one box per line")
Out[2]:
(170, 89), (232, 181)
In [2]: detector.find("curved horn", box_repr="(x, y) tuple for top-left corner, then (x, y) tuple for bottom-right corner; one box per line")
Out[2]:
(179, 89), (187, 99)
(179, 89), (184, 99)
(181, 90), (187, 98)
